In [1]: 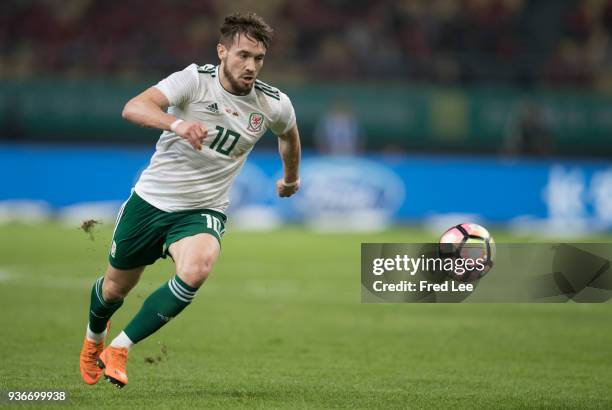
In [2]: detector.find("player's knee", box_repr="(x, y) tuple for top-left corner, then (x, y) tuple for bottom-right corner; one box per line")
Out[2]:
(102, 277), (129, 302)
(178, 256), (215, 288)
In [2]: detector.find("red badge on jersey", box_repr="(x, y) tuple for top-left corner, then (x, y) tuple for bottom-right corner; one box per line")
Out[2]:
(247, 112), (264, 132)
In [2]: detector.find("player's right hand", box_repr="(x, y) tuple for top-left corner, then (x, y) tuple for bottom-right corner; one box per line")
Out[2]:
(175, 121), (208, 150)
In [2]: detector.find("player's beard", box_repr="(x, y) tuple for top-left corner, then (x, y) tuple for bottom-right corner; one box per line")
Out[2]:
(222, 63), (253, 96)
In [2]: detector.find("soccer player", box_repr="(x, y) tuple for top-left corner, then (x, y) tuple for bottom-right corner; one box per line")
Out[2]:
(79, 12), (300, 388)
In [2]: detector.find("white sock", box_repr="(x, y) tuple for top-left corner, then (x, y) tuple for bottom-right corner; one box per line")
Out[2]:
(110, 331), (134, 350)
(86, 325), (107, 343)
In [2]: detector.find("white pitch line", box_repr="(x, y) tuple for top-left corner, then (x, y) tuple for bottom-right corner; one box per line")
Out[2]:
(0, 270), (13, 282)
(0, 267), (91, 289)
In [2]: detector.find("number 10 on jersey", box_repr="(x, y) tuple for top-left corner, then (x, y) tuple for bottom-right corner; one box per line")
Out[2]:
(209, 126), (241, 155)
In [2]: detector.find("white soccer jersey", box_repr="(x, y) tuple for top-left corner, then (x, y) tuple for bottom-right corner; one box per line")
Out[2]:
(134, 63), (296, 213)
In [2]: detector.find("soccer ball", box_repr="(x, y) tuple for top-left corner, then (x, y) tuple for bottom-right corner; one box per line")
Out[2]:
(438, 223), (495, 282)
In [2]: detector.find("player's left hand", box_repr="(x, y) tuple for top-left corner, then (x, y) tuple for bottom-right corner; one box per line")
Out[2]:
(276, 179), (300, 197)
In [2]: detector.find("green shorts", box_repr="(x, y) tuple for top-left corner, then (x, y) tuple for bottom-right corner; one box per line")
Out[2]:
(108, 191), (226, 270)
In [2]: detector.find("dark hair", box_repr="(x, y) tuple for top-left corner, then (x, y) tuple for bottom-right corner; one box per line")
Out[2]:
(219, 12), (274, 49)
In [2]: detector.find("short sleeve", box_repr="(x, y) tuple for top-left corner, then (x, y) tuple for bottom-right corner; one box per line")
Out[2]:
(154, 64), (200, 107)
(270, 92), (297, 135)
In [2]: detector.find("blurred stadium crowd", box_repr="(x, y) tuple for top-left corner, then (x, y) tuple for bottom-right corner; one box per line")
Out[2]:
(2, 0), (612, 91)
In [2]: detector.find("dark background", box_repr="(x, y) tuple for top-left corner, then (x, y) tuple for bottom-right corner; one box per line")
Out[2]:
(2, 0), (612, 156)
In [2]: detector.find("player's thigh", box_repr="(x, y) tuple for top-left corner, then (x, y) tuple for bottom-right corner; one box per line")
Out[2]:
(109, 192), (168, 270)
(102, 264), (145, 301)
(168, 233), (220, 288)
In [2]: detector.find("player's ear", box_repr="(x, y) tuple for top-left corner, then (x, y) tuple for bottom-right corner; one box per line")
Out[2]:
(217, 43), (226, 60)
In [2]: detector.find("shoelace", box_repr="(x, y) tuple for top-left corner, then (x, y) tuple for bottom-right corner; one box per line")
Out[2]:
(111, 349), (128, 363)
(85, 342), (102, 355)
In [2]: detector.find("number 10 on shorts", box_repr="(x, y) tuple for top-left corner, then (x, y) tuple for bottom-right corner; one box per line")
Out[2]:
(203, 214), (222, 236)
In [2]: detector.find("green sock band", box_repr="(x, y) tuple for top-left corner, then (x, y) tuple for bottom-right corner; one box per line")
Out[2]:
(88, 277), (124, 333)
(124, 275), (198, 344)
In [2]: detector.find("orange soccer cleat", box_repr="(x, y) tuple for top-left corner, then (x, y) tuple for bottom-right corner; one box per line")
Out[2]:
(97, 346), (129, 388)
(79, 323), (110, 385)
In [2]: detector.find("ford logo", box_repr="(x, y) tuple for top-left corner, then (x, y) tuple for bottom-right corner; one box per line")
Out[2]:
(293, 158), (405, 217)
(230, 162), (271, 209)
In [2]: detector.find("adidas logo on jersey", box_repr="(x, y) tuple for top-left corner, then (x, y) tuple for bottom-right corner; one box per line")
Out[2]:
(206, 103), (219, 113)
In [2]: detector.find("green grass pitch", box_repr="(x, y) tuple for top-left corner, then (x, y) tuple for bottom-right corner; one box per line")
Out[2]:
(1, 222), (611, 409)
